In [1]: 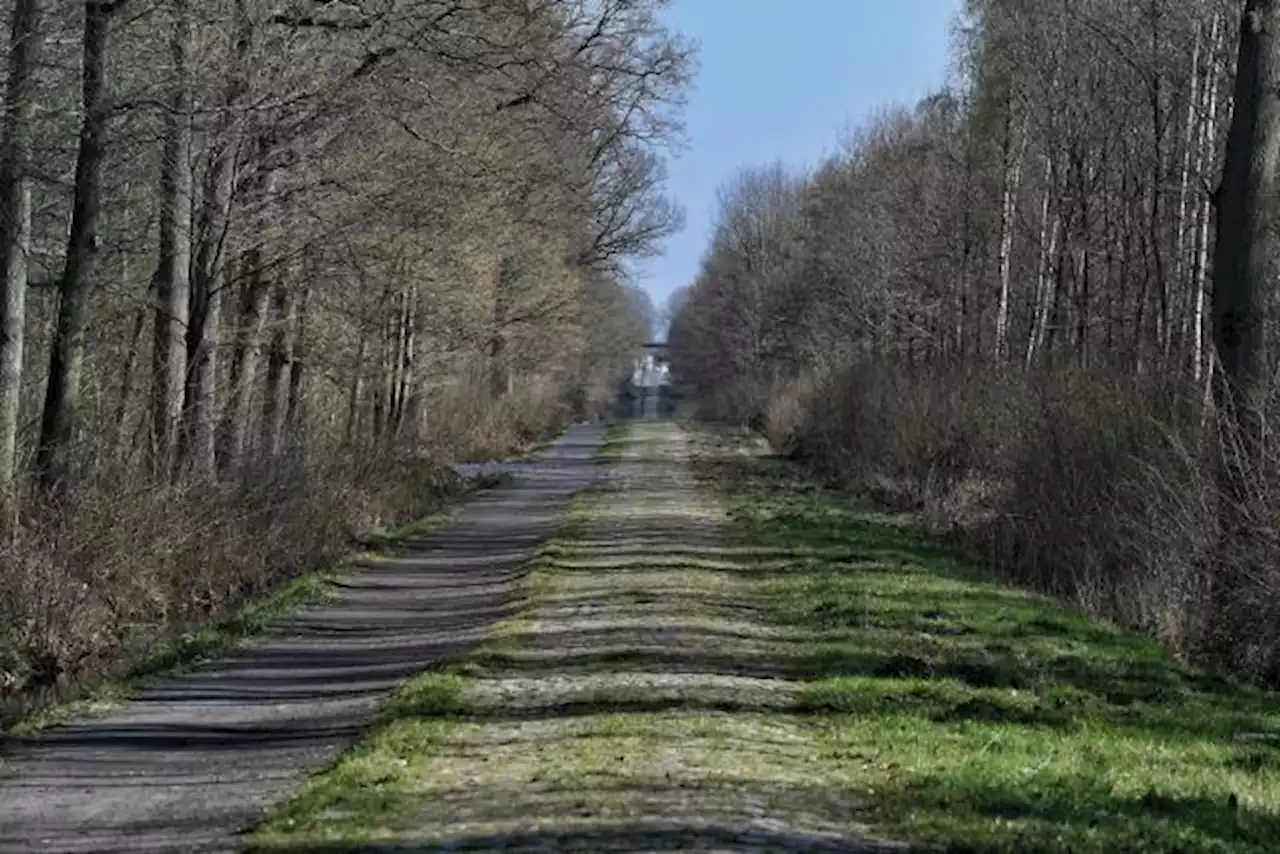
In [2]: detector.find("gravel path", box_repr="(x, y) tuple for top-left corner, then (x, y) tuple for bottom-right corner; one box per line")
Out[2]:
(0, 425), (604, 854)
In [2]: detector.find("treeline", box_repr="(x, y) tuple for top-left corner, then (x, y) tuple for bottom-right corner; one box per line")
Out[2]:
(0, 0), (688, 714)
(670, 0), (1280, 681)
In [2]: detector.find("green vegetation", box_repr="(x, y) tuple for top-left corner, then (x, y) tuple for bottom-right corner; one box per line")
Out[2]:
(251, 425), (1280, 853)
(254, 669), (469, 844)
(597, 420), (631, 463)
(363, 472), (511, 550)
(721, 466), (1280, 853)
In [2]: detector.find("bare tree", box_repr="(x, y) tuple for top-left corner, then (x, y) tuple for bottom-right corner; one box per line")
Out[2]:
(149, 0), (192, 479)
(0, 0), (44, 528)
(1208, 0), (1280, 649)
(37, 0), (129, 496)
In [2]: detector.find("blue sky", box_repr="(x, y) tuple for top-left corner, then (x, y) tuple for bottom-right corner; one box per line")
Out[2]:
(639, 0), (963, 328)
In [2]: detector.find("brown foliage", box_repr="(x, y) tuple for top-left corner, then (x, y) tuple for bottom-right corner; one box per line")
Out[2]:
(667, 2), (1280, 682)
(0, 452), (465, 723)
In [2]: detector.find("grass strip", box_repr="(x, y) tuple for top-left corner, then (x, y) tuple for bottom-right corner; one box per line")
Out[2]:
(715, 453), (1280, 853)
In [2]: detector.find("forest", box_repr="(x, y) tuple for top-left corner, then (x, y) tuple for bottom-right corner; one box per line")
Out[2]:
(0, 0), (688, 714)
(8, 4), (1280, 850)
(668, 0), (1280, 683)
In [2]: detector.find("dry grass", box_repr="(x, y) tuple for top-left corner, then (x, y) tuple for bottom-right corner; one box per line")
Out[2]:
(0, 450), (473, 729)
(756, 360), (1280, 684)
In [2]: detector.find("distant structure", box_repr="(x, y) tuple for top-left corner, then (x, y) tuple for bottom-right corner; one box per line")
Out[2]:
(630, 342), (671, 418)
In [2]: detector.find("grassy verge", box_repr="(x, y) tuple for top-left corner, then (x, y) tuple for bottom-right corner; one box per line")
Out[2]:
(8, 570), (341, 736)
(6, 473), (504, 737)
(715, 456), (1280, 853)
(362, 472), (511, 550)
(597, 419), (630, 463)
(249, 483), (612, 851)
(252, 424), (1280, 853)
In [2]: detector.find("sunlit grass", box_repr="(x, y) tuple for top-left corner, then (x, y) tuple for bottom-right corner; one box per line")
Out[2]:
(252, 424), (1280, 853)
(722, 467), (1280, 853)
(597, 420), (630, 463)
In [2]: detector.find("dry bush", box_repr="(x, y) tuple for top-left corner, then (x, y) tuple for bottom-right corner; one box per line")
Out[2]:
(699, 378), (771, 429)
(0, 451), (466, 724)
(422, 378), (570, 463)
(763, 372), (822, 454)
(1131, 386), (1280, 682)
(792, 363), (1011, 514)
(988, 375), (1172, 614)
(773, 358), (1280, 680)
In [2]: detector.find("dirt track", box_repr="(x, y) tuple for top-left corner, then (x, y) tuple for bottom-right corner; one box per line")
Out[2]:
(0, 425), (603, 854)
(249, 421), (905, 853)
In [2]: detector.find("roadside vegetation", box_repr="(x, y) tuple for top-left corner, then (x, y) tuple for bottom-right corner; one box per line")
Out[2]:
(668, 1), (1280, 686)
(251, 424), (1280, 853)
(0, 0), (682, 724)
(4, 468), (507, 734)
(716, 447), (1280, 853)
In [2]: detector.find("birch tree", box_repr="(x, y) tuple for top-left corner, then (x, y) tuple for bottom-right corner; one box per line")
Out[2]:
(0, 0), (44, 527)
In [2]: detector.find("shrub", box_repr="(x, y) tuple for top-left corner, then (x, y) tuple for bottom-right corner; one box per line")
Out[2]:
(0, 450), (466, 726)
(768, 358), (1280, 684)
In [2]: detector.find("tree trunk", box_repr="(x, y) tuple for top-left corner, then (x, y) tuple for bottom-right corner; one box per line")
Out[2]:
(994, 111), (1023, 366)
(181, 272), (221, 480)
(955, 128), (976, 362)
(345, 332), (366, 447)
(219, 250), (271, 472)
(1027, 206), (1060, 369)
(489, 257), (515, 398)
(373, 304), (393, 442)
(1193, 12), (1226, 383)
(387, 287), (407, 429)
(260, 280), (295, 458)
(1148, 4), (1170, 369)
(1173, 18), (1204, 359)
(149, 0), (192, 481)
(114, 282), (151, 465)
(1209, 0), (1280, 655)
(394, 281), (417, 439)
(286, 282), (311, 434)
(0, 0), (43, 529)
(180, 0), (248, 481)
(37, 1), (120, 496)
(181, 150), (233, 481)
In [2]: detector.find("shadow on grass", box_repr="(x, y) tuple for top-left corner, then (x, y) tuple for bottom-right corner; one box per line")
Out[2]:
(253, 819), (901, 854)
(253, 427), (1280, 854)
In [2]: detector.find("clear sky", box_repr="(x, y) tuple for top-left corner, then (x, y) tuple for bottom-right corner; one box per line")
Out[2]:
(640, 0), (964, 330)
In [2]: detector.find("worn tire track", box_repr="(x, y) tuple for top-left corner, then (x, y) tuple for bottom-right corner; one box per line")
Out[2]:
(257, 421), (907, 852)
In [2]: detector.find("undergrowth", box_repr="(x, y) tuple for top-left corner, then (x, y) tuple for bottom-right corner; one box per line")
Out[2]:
(716, 451), (1280, 853)
(2, 461), (501, 733)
